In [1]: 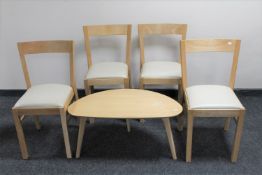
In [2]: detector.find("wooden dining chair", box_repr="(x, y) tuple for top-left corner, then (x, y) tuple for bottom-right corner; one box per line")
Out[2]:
(12, 40), (78, 159)
(179, 39), (245, 162)
(138, 24), (187, 125)
(83, 24), (132, 131)
(138, 24), (187, 104)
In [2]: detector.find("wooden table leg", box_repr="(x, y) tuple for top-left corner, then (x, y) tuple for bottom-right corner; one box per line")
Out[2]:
(162, 118), (177, 160)
(76, 117), (87, 158)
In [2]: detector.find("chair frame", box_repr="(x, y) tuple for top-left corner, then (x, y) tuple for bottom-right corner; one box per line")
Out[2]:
(138, 24), (187, 104)
(13, 40), (79, 159)
(83, 24), (132, 94)
(83, 24), (132, 131)
(179, 39), (245, 162)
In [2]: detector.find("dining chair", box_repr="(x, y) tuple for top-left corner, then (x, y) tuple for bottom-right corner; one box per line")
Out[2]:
(83, 24), (132, 131)
(179, 39), (245, 162)
(138, 24), (187, 104)
(12, 40), (78, 159)
(138, 24), (187, 125)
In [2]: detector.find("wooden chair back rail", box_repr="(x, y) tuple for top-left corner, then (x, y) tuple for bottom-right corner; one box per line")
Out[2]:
(138, 24), (187, 36)
(17, 40), (73, 54)
(17, 40), (78, 99)
(83, 24), (132, 69)
(138, 24), (187, 65)
(180, 39), (241, 90)
(84, 25), (130, 36)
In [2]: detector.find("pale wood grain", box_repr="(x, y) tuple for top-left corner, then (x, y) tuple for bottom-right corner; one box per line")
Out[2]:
(181, 39), (245, 162)
(68, 89), (182, 119)
(14, 40), (78, 159)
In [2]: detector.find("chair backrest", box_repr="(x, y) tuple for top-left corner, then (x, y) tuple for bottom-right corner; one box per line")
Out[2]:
(83, 24), (132, 72)
(180, 39), (241, 90)
(17, 40), (78, 98)
(138, 24), (187, 65)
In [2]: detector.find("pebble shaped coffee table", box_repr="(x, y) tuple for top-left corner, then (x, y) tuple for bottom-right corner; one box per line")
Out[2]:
(68, 89), (183, 159)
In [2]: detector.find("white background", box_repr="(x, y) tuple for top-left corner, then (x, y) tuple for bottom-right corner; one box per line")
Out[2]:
(0, 0), (261, 89)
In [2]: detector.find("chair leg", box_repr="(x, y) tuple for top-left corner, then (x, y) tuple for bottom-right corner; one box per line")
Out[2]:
(126, 119), (131, 132)
(139, 79), (145, 123)
(76, 118), (87, 158)
(124, 78), (132, 131)
(84, 80), (92, 95)
(175, 83), (184, 131)
(231, 111), (245, 162)
(34, 116), (41, 130)
(139, 78), (144, 89)
(224, 118), (231, 131)
(12, 110), (29, 159)
(85, 80), (95, 123)
(186, 112), (194, 163)
(177, 115), (184, 132)
(162, 118), (177, 160)
(60, 109), (72, 159)
(178, 83), (184, 104)
(89, 118), (95, 124)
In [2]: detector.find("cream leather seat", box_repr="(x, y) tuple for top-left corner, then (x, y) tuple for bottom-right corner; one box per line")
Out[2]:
(141, 61), (181, 79)
(14, 84), (73, 109)
(86, 62), (128, 79)
(186, 85), (244, 109)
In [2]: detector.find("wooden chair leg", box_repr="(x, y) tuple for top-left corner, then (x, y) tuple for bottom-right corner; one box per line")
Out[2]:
(76, 118), (87, 158)
(60, 109), (72, 159)
(177, 115), (184, 132)
(124, 78), (130, 89)
(124, 78), (132, 130)
(139, 78), (144, 89)
(85, 81), (95, 123)
(84, 80), (92, 95)
(231, 111), (245, 162)
(224, 118), (231, 131)
(89, 118), (95, 124)
(34, 116), (41, 130)
(12, 110), (29, 159)
(139, 79), (145, 123)
(186, 112), (194, 163)
(178, 83), (184, 104)
(126, 119), (131, 132)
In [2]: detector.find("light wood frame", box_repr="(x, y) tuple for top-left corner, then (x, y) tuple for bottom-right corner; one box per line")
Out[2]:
(180, 39), (245, 162)
(83, 24), (132, 130)
(138, 24), (187, 104)
(13, 40), (79, 159)
(83, 24), (132, 93)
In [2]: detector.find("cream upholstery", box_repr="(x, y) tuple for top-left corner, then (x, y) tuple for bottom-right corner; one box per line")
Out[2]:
(141, 61), (181, 79)
(14, 84), (73, 109)
(186, 85), (244, 109)
(86, 62), (128, 79)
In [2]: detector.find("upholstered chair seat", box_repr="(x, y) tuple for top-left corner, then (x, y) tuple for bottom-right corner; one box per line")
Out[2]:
(86, 62), (128, 79)
(185, 85), (244, 109)
(141, 61), (181, 79)
(14, 84), (73, 109)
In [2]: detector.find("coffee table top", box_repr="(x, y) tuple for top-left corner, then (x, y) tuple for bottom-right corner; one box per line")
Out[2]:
(68, 89), (182, 119)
